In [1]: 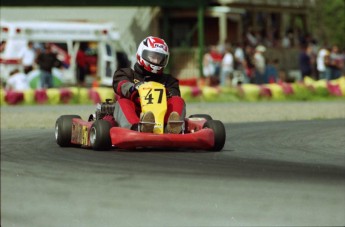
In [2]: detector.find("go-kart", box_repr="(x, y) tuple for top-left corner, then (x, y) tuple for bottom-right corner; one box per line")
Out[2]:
(55, 81), (226, 151)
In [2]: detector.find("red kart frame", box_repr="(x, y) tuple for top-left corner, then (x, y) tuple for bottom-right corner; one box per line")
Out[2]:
(55, 115), (226, 151)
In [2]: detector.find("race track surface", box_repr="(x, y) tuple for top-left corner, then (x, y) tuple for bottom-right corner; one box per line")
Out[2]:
(1, 119), (345, 226)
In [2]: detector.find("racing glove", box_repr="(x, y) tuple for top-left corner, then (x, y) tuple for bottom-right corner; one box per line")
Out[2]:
(129, 82), (144, 104)
(129, 81), (144, 94)
(134, 81), (145, 90)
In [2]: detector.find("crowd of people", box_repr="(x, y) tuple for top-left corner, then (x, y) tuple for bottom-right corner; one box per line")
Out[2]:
(1, 33), (344, 92)
(202, 34), (345, 87)
(202, 43), (279, 86)
(1, 41), (64, 91)
(1, 41), (88, 91)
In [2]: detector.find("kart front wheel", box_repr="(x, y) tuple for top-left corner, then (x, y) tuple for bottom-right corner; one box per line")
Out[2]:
(188, 114), (213, 121)
(203, 120), (226, 151)
(89, 120), (112, 151)
(55, 115), (81, 147)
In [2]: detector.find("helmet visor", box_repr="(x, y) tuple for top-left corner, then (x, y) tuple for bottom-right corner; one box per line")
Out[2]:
(142, 50), (168, 67)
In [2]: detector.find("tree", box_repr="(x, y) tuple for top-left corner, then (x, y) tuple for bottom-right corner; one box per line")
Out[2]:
(309, 0), (345, 48)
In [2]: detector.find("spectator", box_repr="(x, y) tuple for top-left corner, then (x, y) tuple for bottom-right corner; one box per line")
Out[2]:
(220, 46), (234, 86)
(5, 69), (29, 91)
(243, 45), (255, 83)
(265, 58), (279, 83)
(233, 43), (249, 84)
(19, 41), (36, 74)
(253, 45), (266, 84)
(329, 45), (343, 80)
(202, 47), (216, 86)
(36, 43), (61, 88)
(76, 43), (88, 86)
(234, 43), (245, 68)
(209, 45), (223, 82)
(317, 45), (331, 80)
(298, 44), (312, 80)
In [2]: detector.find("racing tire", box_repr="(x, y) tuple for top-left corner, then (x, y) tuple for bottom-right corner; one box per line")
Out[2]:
(203, 120), (226, 151)
(188, 114), (213, 121)
(55, 115), (81, 147)
(89, 120), (112, 151)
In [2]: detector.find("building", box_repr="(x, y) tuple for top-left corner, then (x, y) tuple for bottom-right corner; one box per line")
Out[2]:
(1, 0), (315, 79)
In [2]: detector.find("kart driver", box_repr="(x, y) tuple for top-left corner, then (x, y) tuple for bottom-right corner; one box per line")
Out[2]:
(112, 36), (186, 133)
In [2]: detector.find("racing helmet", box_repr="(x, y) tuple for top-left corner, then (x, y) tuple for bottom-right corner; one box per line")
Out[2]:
(136, 36), (169, 74)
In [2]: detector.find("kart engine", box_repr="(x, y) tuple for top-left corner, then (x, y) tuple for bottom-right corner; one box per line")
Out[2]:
(95, 99), (116, 120)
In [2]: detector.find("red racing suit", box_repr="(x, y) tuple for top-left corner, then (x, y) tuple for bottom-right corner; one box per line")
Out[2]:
(112, 63), (186, 130)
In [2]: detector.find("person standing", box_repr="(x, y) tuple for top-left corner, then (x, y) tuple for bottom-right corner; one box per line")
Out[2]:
(298, 43), (312, 80)
(36, 43), (61, 88)
(317, 46), (330, 80)
(253, 45), (266, 84)
(209, 45), (223, 84)
(329, 45), (343, 80)
(243, 45), (255, 83)
(19, 42), (36, 74)
(220, 46), (234, 86)
(265, 58), (279, 83)
(76, 43), (88, 86)
(202, 47), (216, 86)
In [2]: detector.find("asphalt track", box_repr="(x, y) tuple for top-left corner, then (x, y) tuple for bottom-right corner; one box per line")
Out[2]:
(1, 119), (345, 226)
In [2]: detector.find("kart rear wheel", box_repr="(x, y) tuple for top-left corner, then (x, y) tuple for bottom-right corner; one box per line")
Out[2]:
(203, 120), (226, 151)
(89, 120), (112, 151)
(188, 114), (213, 121)
(55, 115), (81, 147)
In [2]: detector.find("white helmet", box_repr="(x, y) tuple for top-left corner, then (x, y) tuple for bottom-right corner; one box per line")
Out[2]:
(136, 36), (169, 74)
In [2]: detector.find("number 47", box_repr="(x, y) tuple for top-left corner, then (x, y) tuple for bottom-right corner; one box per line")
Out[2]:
(144, 88), (164, 104)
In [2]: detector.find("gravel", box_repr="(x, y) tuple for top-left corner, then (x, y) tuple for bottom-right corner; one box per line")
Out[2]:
(1, 101), (345, 129)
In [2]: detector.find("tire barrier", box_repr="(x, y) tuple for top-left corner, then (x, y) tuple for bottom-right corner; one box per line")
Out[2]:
(181, 76), (344, 102)
(1, 76), (344, 105)
(1, 87), (116, 105)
